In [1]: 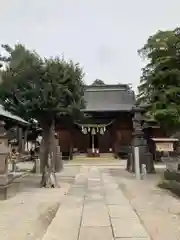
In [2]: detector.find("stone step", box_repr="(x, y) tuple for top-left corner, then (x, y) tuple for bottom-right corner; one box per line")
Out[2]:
(73, 153), (114, 160)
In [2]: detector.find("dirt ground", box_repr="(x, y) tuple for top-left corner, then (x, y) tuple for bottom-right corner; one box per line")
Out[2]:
(0, 166), (80, 240)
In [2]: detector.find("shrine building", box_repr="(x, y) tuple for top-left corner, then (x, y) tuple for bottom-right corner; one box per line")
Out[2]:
(56, 83), (138, 158)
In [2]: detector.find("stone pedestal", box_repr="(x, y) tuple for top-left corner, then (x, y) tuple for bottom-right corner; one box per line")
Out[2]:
(0, 144), (18, 200)
(0, 121), (21, 200)
(35, 157), (40, 174)
(0, 174), (21, 200)
(55, 144), (63, 172)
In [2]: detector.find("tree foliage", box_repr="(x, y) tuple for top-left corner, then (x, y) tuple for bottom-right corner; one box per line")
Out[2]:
(0, 44), (85, 122)
(137, 28), (180, 134)
(0, 44), (85, 186)
(92, 79), (105, 85)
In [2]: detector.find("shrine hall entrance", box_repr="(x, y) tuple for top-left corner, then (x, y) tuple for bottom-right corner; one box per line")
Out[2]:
(77, 120), (115, 156)
(89, 133), (99, 149)
(86, 128), (112, 155)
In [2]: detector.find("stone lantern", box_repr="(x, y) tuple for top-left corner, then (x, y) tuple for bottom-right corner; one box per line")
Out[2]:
(0, 144), (10, 184)
(0, 121), (8, 146)
(128, 105), (155, 177)
(0, 121), (10, 184)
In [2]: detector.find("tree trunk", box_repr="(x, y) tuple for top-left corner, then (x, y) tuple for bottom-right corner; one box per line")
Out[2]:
(40, 120), (60, 188)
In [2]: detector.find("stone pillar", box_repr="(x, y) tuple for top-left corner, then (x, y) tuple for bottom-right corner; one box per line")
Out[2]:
(128, 106), (155, 174)
(55, 135), (63, 172)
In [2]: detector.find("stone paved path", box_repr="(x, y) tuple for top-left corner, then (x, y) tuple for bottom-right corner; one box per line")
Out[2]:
(43, 166), (150, 240)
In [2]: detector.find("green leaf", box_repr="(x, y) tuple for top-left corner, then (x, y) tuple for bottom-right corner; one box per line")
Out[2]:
(137, 28), (180, 134)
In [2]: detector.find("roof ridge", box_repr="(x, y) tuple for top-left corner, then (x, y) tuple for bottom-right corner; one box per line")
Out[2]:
(85, 84), (131, 92)
(86, 83), (129, 87)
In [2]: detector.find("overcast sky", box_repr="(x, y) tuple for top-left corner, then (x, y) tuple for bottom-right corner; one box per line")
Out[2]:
(0, 1), (180, 90)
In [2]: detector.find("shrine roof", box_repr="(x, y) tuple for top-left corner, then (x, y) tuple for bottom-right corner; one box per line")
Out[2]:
(0, 105), (28, 126)
(83, 84), (135, 112)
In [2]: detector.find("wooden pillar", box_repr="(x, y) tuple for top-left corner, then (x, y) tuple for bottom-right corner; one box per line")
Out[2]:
(91, 134), (94, 152)
(17, 127), (23, 153)
(21, 128), (26, 153)
(24, 129), (28, 152)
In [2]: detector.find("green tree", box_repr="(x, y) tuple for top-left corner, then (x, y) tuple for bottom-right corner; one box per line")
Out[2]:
(137, 28), (180, 135)
(92, 79), (105, 85)
(0, 44), (85, 187)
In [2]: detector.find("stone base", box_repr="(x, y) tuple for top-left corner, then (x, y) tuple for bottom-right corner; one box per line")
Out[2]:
(0, 173), (13, 185)
(0, 173), (22, 200)
(87, 152), (100, 157)
(0, 181), (21, 200)
(87, 149), (100, 157)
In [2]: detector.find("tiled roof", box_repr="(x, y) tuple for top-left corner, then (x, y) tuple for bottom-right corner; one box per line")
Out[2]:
(83, 84), (135, 112)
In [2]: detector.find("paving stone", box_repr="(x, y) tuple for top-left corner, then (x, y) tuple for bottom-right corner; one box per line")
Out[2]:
(105, 191), (127, 199)
(55, 206), (83, 227)
(108, 205), (138, 219)
(85, 197), (105, 203)
(87, 189), (104, 194)
(116, 238), (150, 240)
(85, 193), (105, 202)
(43, 165), (151, 240)
(41, 203), (83, 240)
(82, 204), (110, 227)
(111, 218), (149, 238)
(87, 186), (101, 189)
(106, 195), (129, 205)
(79, 227), (114, 240)
(61, 195), (84, 207)
(104, 183), (119, 189)
(43, 226), (80, 240)
(67, 190), (85, 197)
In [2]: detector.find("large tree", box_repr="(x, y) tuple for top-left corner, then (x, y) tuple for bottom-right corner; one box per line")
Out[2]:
(137, 28), (180, 135)
(0, 44), (85, 187)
